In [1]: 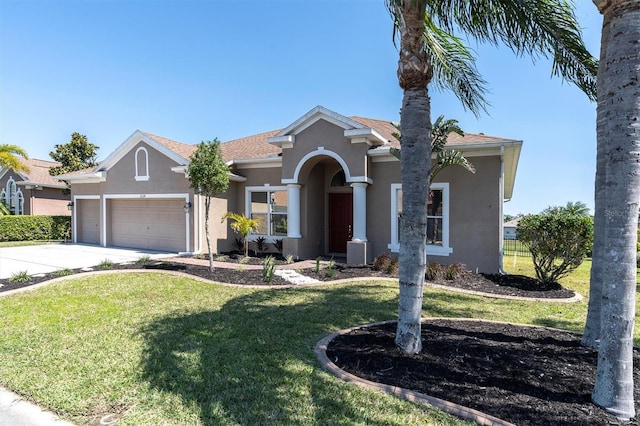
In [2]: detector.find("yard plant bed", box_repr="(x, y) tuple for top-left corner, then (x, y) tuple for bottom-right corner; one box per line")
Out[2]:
(326, 319), (640, 426)
(0, 257), (577, 300)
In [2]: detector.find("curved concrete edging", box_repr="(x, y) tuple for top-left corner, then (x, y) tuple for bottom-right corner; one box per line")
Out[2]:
(315, 319), (539, 426)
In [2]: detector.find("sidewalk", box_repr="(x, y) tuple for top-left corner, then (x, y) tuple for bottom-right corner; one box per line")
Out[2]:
(0, 387), (73, 426)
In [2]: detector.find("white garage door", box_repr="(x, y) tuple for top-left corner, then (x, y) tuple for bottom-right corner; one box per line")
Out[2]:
(77, 199), (100, 245)
(109, 198), (186, 252)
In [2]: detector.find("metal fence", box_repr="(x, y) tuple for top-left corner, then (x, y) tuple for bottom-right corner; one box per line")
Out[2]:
(503, 239), (531, 257)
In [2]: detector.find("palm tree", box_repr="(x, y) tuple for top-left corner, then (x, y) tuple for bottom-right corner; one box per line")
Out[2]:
(590, 0), (640, 419)
(0, 144), (30, 173)
(385, 0), (598, 354)
(564, 201), (590, 216)
(390, 115), (476, 182)
(221, 212), (261, 257)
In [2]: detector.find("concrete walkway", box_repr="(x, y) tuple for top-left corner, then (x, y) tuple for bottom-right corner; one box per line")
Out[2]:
(0, 387), (73, 426)
(0, 244), (176, 279)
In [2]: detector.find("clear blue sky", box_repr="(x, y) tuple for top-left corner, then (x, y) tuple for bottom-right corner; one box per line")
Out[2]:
(0, 0), (602, 216)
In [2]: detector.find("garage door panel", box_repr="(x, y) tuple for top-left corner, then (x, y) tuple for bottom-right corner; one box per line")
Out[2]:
(109, 199), (185, 252)
(77, 199), (100, 245)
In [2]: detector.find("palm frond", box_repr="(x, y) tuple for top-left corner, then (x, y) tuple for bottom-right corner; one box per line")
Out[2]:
(431, 115), (464, 153)
(423, 14), (490, 115)
(430, 150), (476, 181)
(427, 0), (597, 100)
(0, 144), (30, 173)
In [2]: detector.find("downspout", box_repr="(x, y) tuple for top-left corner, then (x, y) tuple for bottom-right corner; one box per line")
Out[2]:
(499, 145), (508, 274)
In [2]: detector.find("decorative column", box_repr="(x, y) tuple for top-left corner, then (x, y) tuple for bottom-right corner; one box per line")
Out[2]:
(350, 182), (368, 242)
(287, 184), (302, 238)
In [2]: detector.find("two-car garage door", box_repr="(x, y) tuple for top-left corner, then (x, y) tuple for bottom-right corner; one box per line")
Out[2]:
(109, 199), (186, 252)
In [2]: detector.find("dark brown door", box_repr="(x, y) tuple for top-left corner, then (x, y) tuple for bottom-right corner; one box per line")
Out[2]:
(328, 193), (352, 253)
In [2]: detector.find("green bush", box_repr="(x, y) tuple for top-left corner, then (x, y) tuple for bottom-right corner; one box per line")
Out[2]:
(517, 212), (593, 284)
(0, 215), (71, 242)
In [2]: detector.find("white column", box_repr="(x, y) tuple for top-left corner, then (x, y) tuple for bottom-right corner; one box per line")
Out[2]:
(287, 184), (302, 238)
(351, 182), (368, 242)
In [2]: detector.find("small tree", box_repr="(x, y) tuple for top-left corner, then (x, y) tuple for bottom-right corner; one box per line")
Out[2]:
(187, 140), (230, 271)
(49, 132), (99, 193)
(221, 212), (260, 257)
(517, 211), (593, 284)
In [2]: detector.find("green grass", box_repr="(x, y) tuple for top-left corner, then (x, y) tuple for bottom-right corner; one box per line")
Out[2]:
(0, 241), (63, 248)
(0, 258), (638, 425)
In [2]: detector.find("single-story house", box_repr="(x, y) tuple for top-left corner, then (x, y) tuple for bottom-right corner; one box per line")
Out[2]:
(0, 158), (70, 216)
(57, 105), (522, 273)
(503, 217), (521, 240)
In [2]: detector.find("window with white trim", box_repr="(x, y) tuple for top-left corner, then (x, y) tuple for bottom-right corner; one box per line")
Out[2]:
(246, 187), (288, 237)
(135, 147), (149, 181)
(388, 182), (452, 255)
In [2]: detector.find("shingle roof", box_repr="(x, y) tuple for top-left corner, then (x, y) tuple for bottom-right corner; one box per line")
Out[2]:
(142, 131), (198, 160)
(219, 129), (282, 162)
(72, 113), (519, 174)
(6, 158), (66, 188)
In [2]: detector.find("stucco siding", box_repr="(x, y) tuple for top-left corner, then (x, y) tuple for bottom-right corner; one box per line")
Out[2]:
(435, 156), (501, 273)
(101, 142), (191, 194)
(367, 160), (400, 257)
(282, 120), (369, 181)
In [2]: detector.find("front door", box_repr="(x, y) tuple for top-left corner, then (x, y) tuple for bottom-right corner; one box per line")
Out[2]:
(328, 193), (352, 253)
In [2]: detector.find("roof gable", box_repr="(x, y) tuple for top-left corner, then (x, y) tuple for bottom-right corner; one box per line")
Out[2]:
(96, 130), (195, 172)
(275, 105), (366, 137)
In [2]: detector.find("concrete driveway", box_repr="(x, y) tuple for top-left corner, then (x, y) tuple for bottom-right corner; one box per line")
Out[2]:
(0, 244), (177, 279)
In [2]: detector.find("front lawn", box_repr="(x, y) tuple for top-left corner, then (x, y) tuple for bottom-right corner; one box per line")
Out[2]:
(0, 258), (637, 424)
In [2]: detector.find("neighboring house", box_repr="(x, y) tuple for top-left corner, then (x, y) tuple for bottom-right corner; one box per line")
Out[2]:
(0, 158), (70, 216)
(57, 105), (522, 273)
(503, 218), (521, 240)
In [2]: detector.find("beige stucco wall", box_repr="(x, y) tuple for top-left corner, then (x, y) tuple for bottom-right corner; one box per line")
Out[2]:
(281, 120), (369, 181)
(366, 155), (502, 273)
(439, 156), (501, 273)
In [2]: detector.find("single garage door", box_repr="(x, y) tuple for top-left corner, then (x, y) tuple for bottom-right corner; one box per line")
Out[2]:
(109, 198), (186, 252)
(77, 199), (100, 245)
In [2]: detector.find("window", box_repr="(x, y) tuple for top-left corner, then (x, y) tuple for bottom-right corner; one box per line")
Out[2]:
(1, 177), (23, 215)
(246, 187), (288, 238)
(135, 147), (149, 181)
(388, 182), (452, 255)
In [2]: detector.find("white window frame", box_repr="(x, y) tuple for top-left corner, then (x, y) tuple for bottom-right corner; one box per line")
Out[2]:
(388, 182), (453, 256)
(245, 185), (288, 241)
(135, 147), (150, 181)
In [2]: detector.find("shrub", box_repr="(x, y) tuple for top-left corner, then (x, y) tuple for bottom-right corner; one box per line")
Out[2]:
(255, 236), (268, 253)
(262, 255), (276, 283)
(0, 215), (71, 242)
(373, 254), (392, 271)
(98, 259), (113, 269)
(517, 212), (593, 284)
(386, 257), (399, 275)
(8, 271), (31, 283)
(425, 263), (445, 281)
(137, 256), (151, 264)
(53, 268), (73, 277)
(273, 239), (284, 253)
(445, 263), (466, 280)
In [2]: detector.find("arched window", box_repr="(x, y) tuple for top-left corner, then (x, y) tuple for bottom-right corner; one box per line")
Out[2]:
(2, 177), (24, 214)
(135, 147), (150, 181)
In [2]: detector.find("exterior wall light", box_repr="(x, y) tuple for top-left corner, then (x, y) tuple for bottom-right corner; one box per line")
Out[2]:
(183, 201), (192, 213)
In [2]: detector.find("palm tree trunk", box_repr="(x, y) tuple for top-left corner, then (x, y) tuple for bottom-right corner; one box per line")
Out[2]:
(591, 0), (640, 418)
(581, 27), (609, 348)
(393, 0), (432, 354)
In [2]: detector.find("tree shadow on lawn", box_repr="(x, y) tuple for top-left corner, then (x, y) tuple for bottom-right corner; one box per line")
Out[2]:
(138, 282), (477, 425)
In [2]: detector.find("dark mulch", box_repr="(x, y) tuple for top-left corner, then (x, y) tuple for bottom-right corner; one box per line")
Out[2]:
(327, 319), (640, 425)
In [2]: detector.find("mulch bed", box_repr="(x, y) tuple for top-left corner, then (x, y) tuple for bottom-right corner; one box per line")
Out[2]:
(3, 256), (614, 424)
(327, 319), (640, 425)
